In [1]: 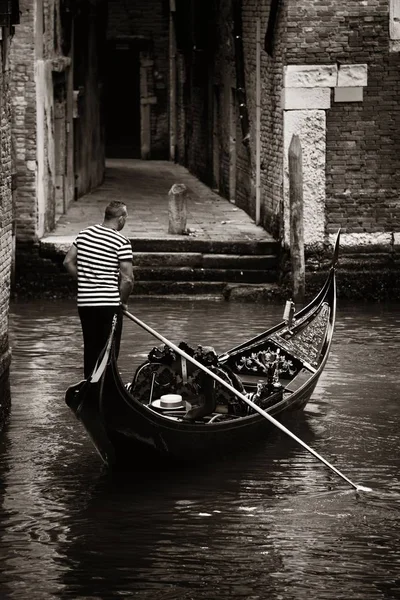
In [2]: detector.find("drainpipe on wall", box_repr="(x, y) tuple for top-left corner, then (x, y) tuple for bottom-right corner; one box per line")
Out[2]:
(169, 0), (177, 162)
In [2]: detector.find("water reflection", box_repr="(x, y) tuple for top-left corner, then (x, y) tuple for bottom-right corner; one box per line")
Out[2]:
(0, 298), (399, 599)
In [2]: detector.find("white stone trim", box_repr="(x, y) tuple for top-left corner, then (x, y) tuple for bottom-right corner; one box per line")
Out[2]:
(334, 87), (363, 103)
(282, 63), (369, 248)
(328, 232), (398, 248)
(284, 65), (338, 88)
(337, 64), (368, 87)
(390, 0), (400, 39)
(283, 110), (326, 247)
(390, 39), (400, 52)
(281, 87), (331, 110)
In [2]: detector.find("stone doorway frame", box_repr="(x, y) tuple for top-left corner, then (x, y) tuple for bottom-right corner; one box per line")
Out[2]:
(282, 63), (368, 249)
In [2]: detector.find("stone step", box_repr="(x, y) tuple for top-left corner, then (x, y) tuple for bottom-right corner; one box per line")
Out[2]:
(129, 237), (278, 255)
(35, 236), (281, 299)
(131, 280), (282, 300)
(132, 252), (278, 269)
(337, 253), (400, 270)
(131, 280), (227, 296)
(132, 266), (277, 283)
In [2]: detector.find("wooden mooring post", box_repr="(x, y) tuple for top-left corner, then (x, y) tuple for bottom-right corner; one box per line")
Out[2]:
(288, 134), (305, 303)
(168, 183), (187, 234)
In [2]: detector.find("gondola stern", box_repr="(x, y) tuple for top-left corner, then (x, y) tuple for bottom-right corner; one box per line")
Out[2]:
(65, 379), (117, 468)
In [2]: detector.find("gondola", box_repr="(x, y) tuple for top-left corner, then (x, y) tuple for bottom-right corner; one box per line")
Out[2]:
(65, 233), (340, 468)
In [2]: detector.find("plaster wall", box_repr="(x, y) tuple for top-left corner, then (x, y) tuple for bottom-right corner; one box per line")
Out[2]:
(36, 59), (55, 238)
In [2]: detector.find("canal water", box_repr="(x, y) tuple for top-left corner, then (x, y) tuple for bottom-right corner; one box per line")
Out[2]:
(1, 298), (400, 600)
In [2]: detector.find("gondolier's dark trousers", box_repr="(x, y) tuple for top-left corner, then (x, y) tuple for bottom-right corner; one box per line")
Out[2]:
(78, 306), (123, 379)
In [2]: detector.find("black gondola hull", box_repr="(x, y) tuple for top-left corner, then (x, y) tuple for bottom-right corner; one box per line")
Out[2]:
(66, 236), (339, 467)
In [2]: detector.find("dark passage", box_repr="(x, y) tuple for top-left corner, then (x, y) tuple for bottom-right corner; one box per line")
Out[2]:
(105, 39), (141, 158)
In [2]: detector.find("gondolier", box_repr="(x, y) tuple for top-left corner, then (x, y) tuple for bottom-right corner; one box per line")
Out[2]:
(63, 200), (134, 378)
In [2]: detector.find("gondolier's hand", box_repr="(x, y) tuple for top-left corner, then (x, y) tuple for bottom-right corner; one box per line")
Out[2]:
(121, 303), (128, 313)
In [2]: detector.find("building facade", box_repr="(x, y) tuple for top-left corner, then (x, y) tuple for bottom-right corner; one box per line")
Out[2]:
(0, 3), (20, 428)
(10, 0), (106, 243)
(173, 0), (400, 277)
(9, 0), (400, 299)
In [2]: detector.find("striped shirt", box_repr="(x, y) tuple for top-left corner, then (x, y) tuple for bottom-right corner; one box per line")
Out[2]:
(73, 224), (133, 306)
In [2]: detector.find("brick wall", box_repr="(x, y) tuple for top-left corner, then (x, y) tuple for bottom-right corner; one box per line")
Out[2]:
(0, 28), (14, 428)
(11, 0), (94, 242)
(176, 0), (400, 249)
(175, 0), (285, 237)
(10, 0), (36, 241)
(185, 53), (212, 184)
(286, 0), (400, 238)
(11, 0), (63, 240)
(11, 0), (61, 241)
(259, 3), (286, 238)
(107, 0), (169, 158)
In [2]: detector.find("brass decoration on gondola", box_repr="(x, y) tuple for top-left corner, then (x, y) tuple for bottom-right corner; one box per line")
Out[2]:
(271, 303), (330, 367)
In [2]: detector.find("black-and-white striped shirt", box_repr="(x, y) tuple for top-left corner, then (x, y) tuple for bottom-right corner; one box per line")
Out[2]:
(73, 224), (133, 306)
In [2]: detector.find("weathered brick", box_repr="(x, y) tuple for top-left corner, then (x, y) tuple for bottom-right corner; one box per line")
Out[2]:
(0, 28), (13, 427)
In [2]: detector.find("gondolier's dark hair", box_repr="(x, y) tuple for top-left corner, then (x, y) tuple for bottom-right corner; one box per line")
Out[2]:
(105, 200), (127, 219)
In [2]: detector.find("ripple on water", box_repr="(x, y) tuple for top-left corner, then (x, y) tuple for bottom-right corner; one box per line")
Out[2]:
(0, 299), (400, 599)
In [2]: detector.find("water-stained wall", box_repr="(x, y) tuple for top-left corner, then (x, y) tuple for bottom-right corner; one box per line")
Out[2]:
(73, 0), (107, 197)
(0, 27), (15, 429)
(10, 0), (105, 242)
(176, 0), (400, 260)
(174, 0), (285, 236)
(11, 0), (75, 241)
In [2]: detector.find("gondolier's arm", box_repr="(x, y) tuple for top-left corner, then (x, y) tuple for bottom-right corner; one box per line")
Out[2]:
(63, 244), (78, 279)
(119, 260), (134, 309)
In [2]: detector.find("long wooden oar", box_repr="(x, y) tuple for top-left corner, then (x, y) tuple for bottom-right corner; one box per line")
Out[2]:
(123, 309), (371, 493)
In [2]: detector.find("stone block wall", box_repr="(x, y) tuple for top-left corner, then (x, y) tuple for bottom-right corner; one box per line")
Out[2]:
(0, 29), (14, 428)
(107, 0), (169, 158)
